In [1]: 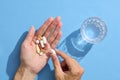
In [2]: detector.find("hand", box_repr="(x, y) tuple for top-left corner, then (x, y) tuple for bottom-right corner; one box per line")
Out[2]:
(14, 17), (62, 80)
(20, 17), (62, 74)
(51, 49), (84, 80)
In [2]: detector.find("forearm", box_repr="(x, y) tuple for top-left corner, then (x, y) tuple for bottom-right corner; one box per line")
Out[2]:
(14, 63), (36, 80)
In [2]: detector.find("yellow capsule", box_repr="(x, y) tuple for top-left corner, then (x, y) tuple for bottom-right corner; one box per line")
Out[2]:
(37, 35), (43, 40)
(41, 49), (46, 53)
(36, 44), (40, 54)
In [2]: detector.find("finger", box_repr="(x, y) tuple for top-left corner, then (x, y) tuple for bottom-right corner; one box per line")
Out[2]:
(51, 31), (62, 48)
(55, 49), (71, 60)
(55, 49), (75, 67)
(55, 50), (83, 74)
(61, 61), (69, 71)
(24, 26), (35, 43)
(44, 16), (61, 38)
(61, 60), (66, 67)
(51, 53), (63, 74)
(48, 21), (62, 44)
(36, 17), (54, 36)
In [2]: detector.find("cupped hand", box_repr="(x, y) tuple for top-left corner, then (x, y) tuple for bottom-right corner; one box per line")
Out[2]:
(20, 17), (62, 74)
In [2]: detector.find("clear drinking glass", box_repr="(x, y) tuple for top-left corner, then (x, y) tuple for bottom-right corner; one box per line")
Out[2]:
(58, 17), (107, 62)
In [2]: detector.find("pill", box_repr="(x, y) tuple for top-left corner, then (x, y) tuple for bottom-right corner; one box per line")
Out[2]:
(40, 40), (44, 48)
(37, 35), (43, 40)
(39, 52), (43, 56)
(51, 49), (56, 55)
(41, 49), (46, 53)
(43, 36), (47, 44)
(35, 40), (39, 44)
(36, 44), (40, 53)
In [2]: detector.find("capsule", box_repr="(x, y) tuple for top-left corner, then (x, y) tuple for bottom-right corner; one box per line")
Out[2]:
(37, 35), (43, 40)
(36, 44), (40, 54)
(40, 40), (44, 48)
(41, 49), (46, 53)
(43, 36), (47, 44)
(51, 49), (56, 55)
(39, 52), (43, 56)
(35, 40), (40, 44)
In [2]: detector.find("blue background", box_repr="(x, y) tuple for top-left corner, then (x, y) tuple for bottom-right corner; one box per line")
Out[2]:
(0, 0), (120, 80)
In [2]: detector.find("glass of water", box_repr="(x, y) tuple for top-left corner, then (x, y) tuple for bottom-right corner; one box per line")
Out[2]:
(80, 17), (107, 44)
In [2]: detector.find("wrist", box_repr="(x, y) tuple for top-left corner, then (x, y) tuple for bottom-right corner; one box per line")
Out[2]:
(14, 63), (36, 80)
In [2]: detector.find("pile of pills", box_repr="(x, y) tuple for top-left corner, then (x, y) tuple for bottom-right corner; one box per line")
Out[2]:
(35, 35), (47, 56)
(35, 35), (56, 56)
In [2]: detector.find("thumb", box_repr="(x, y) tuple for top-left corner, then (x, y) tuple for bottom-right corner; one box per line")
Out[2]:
(51, 54), (63, 75)
(24, 26), (35, 43)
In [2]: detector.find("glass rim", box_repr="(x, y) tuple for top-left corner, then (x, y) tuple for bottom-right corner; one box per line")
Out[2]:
(80, 17), (107, 44)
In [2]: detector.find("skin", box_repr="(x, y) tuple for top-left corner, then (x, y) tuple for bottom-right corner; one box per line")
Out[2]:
(51, 49), (84, 80)
(14, 17), (62, 80)
(14, 16), (84, 80)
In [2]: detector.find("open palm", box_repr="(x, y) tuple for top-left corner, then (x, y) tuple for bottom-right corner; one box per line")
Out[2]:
(20, 17), (62, 74)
